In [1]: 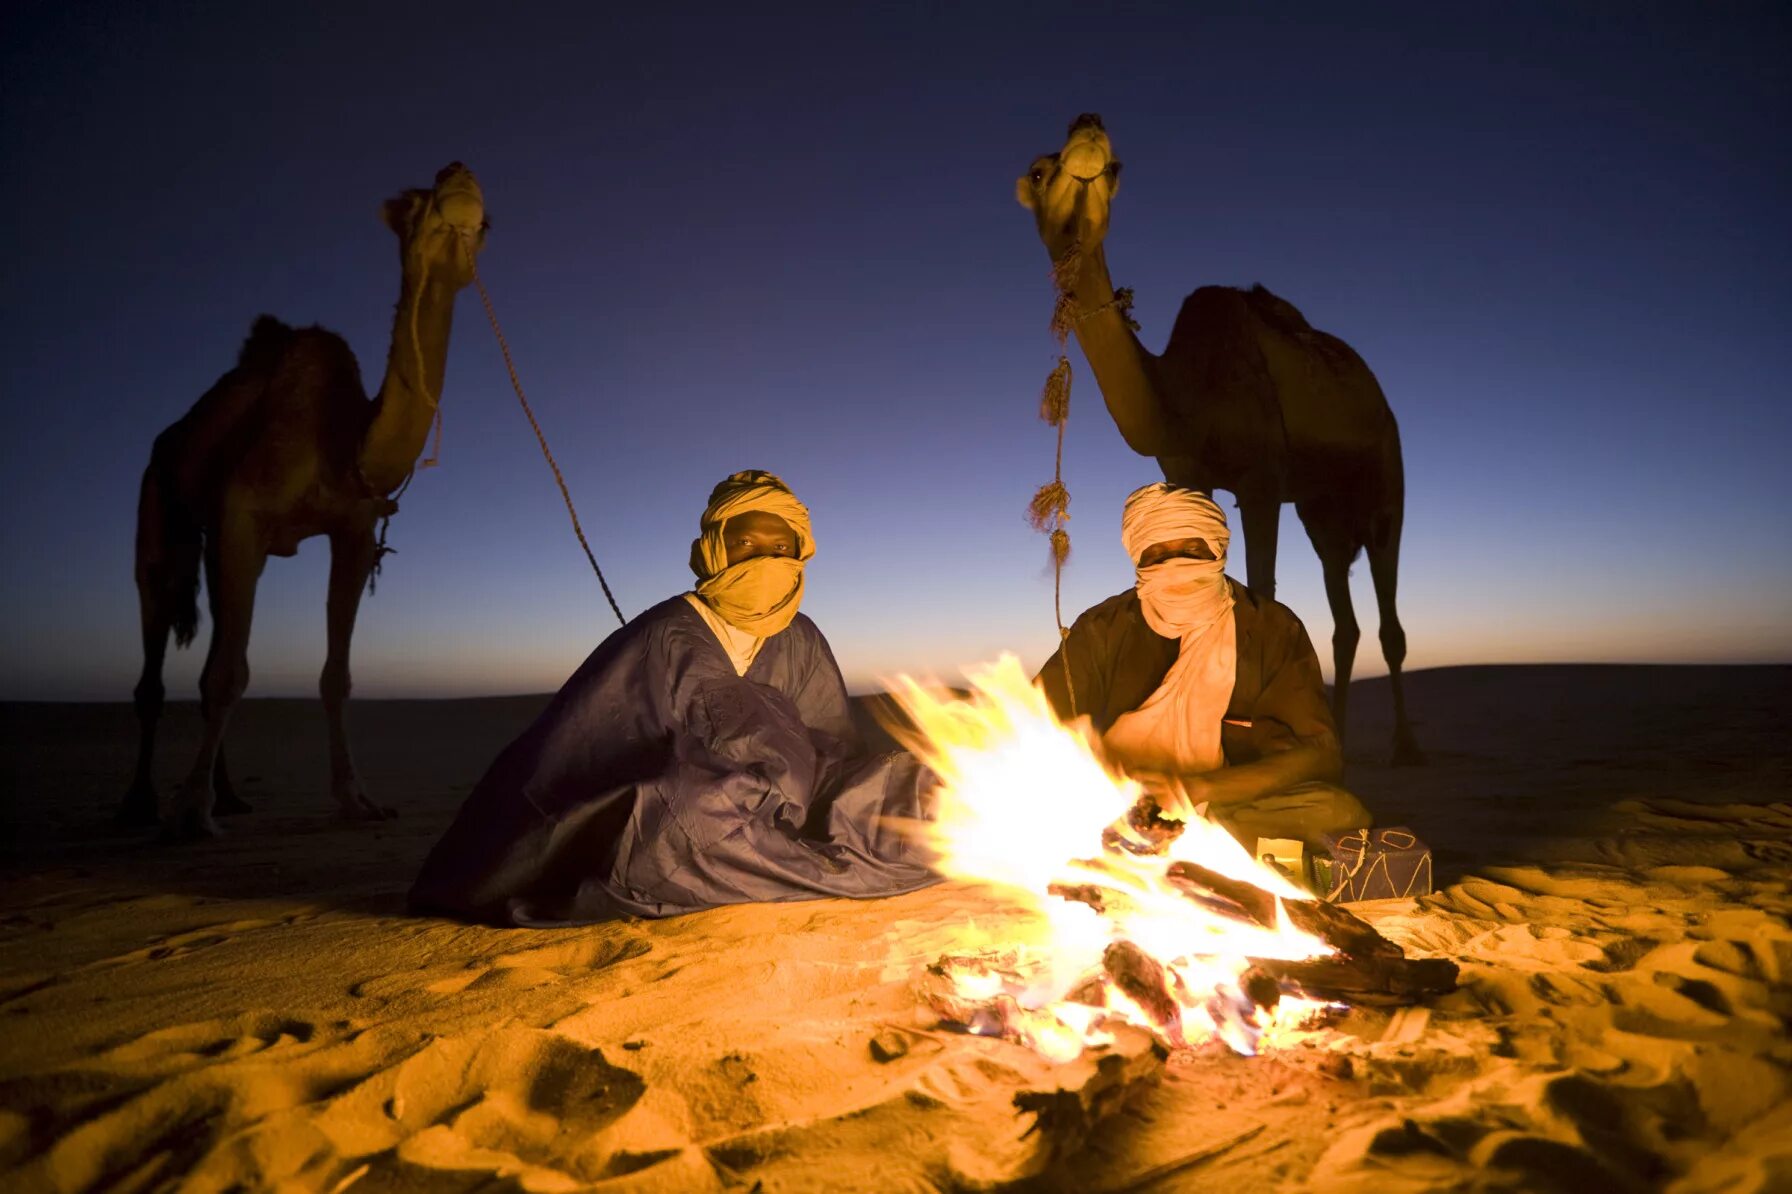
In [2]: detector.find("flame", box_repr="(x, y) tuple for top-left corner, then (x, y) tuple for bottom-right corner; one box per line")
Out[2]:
(887, 654), (1336, 1059)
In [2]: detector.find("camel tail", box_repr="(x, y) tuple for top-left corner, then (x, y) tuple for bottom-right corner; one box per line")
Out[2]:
(135, 435), (203, 649)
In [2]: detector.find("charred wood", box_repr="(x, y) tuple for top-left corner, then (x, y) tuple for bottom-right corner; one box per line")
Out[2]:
(1101, 941), (1181, 1039)
(1248, 955), (1460, 1007)
(1163, 860), (1404, 960)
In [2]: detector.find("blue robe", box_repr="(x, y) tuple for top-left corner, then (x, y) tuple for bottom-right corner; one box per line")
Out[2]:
(411, 597), (938, 924)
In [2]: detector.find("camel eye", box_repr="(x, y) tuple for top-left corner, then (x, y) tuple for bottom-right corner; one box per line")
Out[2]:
(1029, 168), (1045, 183)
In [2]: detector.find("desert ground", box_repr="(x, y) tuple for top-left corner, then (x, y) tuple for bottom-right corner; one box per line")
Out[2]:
(2, 663), (1789, 1192)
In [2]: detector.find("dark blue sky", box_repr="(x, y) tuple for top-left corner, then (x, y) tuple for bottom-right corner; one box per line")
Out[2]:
(3, 2), (1787, 700)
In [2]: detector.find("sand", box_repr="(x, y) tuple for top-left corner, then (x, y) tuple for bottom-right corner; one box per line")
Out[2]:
(1, 664), (1788, 1192)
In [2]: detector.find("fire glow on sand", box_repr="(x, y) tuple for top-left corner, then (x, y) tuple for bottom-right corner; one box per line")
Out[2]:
(885, 655), (1456, 1063)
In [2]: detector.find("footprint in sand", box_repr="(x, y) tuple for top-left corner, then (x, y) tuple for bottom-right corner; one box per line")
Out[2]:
(349, 934), (653, 999)
(79, 916), (304, 971)
(97, 1011), (319, 1067)
(308, 1026), (688, 1190)
(8, 1023), (680, 1193)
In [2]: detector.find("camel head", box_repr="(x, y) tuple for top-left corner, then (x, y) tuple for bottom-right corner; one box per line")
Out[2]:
(1016, 113), (1122, 265)
(381, 162), (488, 288)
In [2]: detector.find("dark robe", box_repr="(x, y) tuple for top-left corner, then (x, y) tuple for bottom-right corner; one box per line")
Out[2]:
(411, 597), (938, 924)
(1036, 579), (1340, 763)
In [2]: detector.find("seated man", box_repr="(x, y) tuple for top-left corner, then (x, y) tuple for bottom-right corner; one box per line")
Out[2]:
(1036, 482), (1371, 855)
(411, 470), (936, 924)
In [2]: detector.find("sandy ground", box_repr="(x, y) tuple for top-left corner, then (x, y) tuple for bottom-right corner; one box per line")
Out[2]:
(1, 664), (1788, 1192)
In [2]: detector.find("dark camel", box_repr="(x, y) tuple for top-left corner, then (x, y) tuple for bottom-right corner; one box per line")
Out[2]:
(121, 163), (489, 837)
(1017, 115), (1421, 764)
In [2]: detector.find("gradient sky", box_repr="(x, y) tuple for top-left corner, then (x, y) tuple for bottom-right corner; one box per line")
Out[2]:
(3, 2), (1788, 703)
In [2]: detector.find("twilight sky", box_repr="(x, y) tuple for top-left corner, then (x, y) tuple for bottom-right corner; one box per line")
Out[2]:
(3, 2), (1788, 706)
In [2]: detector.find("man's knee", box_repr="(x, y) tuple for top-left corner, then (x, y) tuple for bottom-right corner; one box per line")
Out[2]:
(1288, 781), (1372, 839)
(1216, 782), (1371, 851)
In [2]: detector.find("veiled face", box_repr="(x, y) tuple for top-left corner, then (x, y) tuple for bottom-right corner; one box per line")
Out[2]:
(1138, 538), (1216, 567)
(723, 511), (798, 566)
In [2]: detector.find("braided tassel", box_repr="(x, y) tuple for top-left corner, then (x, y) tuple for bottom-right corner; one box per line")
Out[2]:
(1031, 245), (1083, 715)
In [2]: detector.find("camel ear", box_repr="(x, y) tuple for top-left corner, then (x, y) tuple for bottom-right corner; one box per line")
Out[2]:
(380, 192), (421, 234)
(1015, 176), (1037, 210)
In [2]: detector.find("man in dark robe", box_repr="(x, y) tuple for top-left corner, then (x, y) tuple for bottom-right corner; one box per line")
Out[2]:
(411, 470), (937, 924)
(1036, 483), (1372, 853)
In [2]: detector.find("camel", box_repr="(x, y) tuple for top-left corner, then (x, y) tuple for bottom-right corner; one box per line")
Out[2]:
(1016, 115), (1421, 764)
(120, 162), (489, 837)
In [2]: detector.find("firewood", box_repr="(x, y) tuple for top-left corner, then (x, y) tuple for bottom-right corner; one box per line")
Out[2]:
(1048, 875), (1146, 922)
(1101, 941), (1182, 1039)
(1102, 798), (1184, 856)
(1047, 881), (1113, 913)
(1246, 954), (1459, 1006)
(1238, 965), (1282, 1013)
(1283, 896), (1407, 961)
(1163, 860), (1403, 960)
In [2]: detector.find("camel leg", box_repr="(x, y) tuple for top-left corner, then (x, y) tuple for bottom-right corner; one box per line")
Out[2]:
(167, 516), (265, 841)
(323, 527), (395, 821)
(1237, 495), (1281, 603)
(120, 590), (171, 827)
(1301, 513), (1362, 753)
(213, 747), (252, 815)
(1367, 511), (1424, 766)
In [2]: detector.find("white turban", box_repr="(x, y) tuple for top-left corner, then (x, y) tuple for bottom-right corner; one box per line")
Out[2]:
(1119, 483), (1230, 566)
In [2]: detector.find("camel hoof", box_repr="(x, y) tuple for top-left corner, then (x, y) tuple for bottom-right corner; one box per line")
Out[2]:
(160, 808), (225, 842)
(337, 796), (398, 823)
(214, 790), (254, 817)
(1391, 738), (1427, 767)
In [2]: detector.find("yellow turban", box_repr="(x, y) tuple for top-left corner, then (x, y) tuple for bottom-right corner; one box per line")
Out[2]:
(689, 470), (815, 636)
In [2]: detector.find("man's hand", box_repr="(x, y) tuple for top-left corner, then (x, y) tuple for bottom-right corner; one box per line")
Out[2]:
(1132, 771), (1212, 822)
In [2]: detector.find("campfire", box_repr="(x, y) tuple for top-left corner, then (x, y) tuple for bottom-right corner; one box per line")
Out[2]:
(885, 656), (1455, 1063)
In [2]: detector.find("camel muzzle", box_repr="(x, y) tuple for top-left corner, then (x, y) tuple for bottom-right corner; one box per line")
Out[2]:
(434, 168), (485, 232)
(1061, 128), (1112, 182)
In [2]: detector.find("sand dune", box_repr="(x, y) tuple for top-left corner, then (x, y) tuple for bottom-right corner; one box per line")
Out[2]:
(1, 664), (1788, 1191)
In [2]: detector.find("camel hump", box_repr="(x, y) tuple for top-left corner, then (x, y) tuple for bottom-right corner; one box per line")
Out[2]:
(237, 315), (296, 370)
(1243, 284), (1313, 333)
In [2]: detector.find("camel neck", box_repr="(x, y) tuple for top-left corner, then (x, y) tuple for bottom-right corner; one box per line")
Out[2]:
(1067, 244), (1174, 457)
(359, 263), (459, 495)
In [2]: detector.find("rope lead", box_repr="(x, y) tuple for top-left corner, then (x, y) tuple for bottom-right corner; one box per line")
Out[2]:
(471, 255), (627, 627)
(1033, 247), (1081, 716)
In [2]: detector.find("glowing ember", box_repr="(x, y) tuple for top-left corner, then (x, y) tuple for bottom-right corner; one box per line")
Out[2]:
(887, 654), (1339, 1060)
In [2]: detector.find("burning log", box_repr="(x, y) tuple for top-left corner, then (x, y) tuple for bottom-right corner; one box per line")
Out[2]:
(1042, 853), (1459, 1012)
(1247, 955), (1460, 1007)
(1101, 798), (1184, 855)
(1101, 941), (1183, 1042)
(1162, 861), (1405, 960)
(1159, 860), (1457, 1006)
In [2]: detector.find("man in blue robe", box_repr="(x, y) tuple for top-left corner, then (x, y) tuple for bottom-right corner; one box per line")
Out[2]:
(411, 470), (938, 924)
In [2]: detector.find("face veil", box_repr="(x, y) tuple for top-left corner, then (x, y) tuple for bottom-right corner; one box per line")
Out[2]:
(1104, 483), (1238, 777)
(689, 470), (815, 637)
